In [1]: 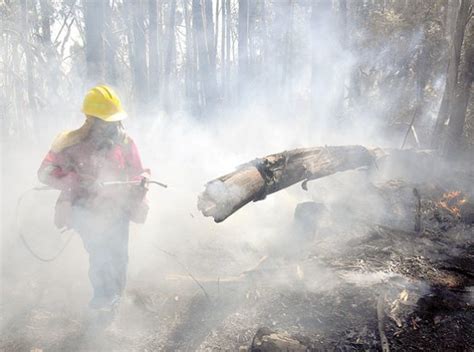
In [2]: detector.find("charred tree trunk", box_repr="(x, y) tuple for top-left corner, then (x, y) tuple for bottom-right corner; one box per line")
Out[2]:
(192, 0), (206, 108)
(148, 0), (161, 104)
(432, 0), (470, 149)
(39, 0), (59, 105)
(281, 0), (294, 100)
(221, 0), (226, 92)
(39, 0), (51, 44)
(205, 0), (216, 73)
(198, 146), (375, 222)
(130, 0), (149, 111)
(205, 0), (219, 109)
(20, 0), (37, 135)
(104, 1), (118, 85)
(2, 32), (10, 140)
(225, 0), (231, 100)
(260, 0), (269, 103)
(238, 0), (249, 98)
(20, 0), (36, 105)
(339, 0), (347, 49)
(310, 0), (333, 123)
(12, 41), (27, 134)
(444, 22), (474, 155)
(403, 13), (431, 149)
(184, 0), (198, 111)
(163, 0), (177, 113)
(84, 0), (105, 84)
(247, 0), (258, 86)
(215, 0), (219, 65)
(193, 0), (218, 113)
(336, 0), (347, 122)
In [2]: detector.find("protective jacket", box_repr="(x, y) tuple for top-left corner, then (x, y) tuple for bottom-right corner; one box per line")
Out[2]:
(38, 122), (149, 228)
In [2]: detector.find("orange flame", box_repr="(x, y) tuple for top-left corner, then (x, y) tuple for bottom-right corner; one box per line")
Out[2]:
(438, 191), (467, 217)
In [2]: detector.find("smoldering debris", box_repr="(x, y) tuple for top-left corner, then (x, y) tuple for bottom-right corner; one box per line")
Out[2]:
(2, 140), (473, 351)
(194, 183), (473, 351)
(2, 0), (474, 350)
(190, 147), (474, 351)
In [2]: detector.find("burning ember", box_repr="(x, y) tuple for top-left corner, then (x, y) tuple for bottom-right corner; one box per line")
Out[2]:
(438, 191), (467, 217)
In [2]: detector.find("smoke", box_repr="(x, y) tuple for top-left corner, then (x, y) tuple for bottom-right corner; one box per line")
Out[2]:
(1, 1), (466, 350)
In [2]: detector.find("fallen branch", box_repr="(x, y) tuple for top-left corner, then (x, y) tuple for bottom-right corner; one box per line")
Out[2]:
(377, 293), (391, 352)
(155, 246), (211, 302)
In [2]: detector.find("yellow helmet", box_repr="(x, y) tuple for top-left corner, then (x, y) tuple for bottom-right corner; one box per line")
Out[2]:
(81, 85), (127, 122)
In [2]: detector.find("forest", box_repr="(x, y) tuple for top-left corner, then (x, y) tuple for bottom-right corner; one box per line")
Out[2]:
(1, 0), (473, 351)
(1, 0), (472, 150)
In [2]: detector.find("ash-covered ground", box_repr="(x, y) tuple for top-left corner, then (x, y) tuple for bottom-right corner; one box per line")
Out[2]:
(1, 140), (473, 352)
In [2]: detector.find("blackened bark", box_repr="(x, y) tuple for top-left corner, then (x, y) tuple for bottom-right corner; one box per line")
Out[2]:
(444, 22), (474, 155)
(432, 0), (470, 148)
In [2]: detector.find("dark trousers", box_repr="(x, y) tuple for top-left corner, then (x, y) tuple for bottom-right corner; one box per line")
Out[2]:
(72, 206), (130, 305)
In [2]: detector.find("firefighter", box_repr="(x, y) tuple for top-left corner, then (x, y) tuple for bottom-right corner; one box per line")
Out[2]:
(38, 85), (150, 312)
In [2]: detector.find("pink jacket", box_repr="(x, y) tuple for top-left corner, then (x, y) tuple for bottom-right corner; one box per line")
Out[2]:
(38, 136), (150, 228)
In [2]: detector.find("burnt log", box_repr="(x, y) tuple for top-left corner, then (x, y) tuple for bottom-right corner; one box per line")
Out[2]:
(198, 146), (375, 222)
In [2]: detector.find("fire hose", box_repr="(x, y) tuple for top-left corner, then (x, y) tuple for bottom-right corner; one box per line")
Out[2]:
(16, 186), (74, 262)
(16, 179), (167, 262)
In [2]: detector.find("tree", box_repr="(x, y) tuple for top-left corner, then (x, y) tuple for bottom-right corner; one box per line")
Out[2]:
(183, 0), (198, 110)
(310, 0), (333, 125)
(221, 0), (226, 92)
(205, 0), (216, 73)
(20, 0), (37, 123)
(432, 0), (471, 151)
(444, 18), (474, 155)
(238, 0), (249, 97)
(84, 0), (105, 84)
(163, 0), (177, 112)
(104, 1), (119, 85)
(39, 0), (51, 44)
(225, 0), (231, 100)
(126, 0), (149, 111)
(192, 0), (218, 113)
(148, 0), (161, 105)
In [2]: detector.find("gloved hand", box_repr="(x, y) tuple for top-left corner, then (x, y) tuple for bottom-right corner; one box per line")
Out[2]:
(129, 177), (149, 200)
(128, 177), (150, 223)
